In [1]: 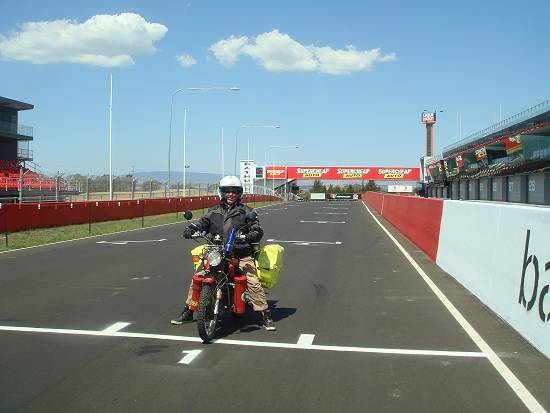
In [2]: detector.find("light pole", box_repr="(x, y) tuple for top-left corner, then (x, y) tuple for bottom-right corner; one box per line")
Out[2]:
(233, 125), (280, 176)
(108, 74), (113, 200)
(264, 145), (300, 197)
(168, 86), (239, 196)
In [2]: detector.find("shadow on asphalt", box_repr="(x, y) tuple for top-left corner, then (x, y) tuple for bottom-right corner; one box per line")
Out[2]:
(214, 300), (297, 339)
(135, 344), (170, 356)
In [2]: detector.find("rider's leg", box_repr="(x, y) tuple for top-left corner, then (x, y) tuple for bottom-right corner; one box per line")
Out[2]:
(171, 270), (204, 325)
(238, 256), (275, 330)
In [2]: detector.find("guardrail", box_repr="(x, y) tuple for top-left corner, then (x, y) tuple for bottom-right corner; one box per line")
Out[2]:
(443, 98), (550, 155)
(0, 177), (59, 191)
(0, 121), (34, 137)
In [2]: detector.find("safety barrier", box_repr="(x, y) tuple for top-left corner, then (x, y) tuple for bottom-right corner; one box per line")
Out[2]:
(363, 191), (550, 358)
(0, 194), (278, 233)
(362, 192), (443, 260)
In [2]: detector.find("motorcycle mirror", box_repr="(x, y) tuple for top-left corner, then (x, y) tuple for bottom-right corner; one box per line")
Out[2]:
(183, 210), (193, 221)
(246, 211), (257, 222)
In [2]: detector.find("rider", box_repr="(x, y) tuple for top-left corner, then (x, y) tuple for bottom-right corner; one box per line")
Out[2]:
(171, 175), (276, 331)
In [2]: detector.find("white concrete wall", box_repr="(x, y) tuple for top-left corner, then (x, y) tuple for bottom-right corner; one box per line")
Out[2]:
(437, 200), (550, 357)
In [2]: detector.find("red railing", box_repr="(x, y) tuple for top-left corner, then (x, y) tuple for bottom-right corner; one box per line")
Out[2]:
(0, 194), (279, 233)
(0, 177), (59, 190)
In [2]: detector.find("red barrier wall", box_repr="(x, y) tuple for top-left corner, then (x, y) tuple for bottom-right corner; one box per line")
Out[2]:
(362, 192), (443, 261)
(362, 191), (384, 214)
(0, 195), (278, 233)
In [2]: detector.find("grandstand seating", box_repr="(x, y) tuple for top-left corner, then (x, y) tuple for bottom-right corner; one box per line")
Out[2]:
(0, 159), (57, 190)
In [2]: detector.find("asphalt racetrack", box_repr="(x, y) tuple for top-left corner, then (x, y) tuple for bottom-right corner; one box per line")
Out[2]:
(1, 200), (549, 412)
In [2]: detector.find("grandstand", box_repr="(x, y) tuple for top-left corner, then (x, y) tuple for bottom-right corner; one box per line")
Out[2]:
(0, 96), (59, 202)
(425, 98), (550, 205)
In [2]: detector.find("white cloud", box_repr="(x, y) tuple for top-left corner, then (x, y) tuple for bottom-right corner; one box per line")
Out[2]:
(209, 35), (249, 67)
(313, 46), (397, 75)
(0, 13), (168, 67)
(209, 29), (396, 75)
(243, 30), (317, 72)
(176, 54), (197, 68)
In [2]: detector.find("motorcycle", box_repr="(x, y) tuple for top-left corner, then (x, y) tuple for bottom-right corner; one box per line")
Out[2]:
(183, 210), (257, 343)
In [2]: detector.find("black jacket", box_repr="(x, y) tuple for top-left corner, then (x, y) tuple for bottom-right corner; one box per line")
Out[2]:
(192, 201), (263, 258)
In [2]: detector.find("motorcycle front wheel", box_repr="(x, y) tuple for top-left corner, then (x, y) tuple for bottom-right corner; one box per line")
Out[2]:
(197, 284), (218, 343)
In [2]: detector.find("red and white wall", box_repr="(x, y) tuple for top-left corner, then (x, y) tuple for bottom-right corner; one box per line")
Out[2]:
(363, 192), (550, 359)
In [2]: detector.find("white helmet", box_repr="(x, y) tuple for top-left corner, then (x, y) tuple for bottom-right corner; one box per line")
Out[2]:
(218, 175), (244, 200)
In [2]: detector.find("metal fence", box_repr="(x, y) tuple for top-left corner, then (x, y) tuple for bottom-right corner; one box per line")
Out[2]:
(0, 181), (278, 203)
(444, 98), (550, 155)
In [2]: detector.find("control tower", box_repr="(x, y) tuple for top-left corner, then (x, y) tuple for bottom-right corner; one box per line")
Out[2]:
(421, 111), (437, 156)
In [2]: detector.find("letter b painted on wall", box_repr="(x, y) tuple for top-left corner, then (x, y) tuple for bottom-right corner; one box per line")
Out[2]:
(518, 230), (550, 322)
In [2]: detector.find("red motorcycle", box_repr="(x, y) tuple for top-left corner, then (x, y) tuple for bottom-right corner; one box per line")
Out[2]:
(183, 210), (256, 343)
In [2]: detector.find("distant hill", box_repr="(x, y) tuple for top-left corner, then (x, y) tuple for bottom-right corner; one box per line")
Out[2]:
(134, 171), (222, 184)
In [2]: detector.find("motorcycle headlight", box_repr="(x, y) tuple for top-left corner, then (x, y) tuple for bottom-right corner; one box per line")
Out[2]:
(206, 250), (222, 267)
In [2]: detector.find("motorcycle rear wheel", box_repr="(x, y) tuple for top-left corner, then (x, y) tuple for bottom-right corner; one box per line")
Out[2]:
(197, 284), (218, 343)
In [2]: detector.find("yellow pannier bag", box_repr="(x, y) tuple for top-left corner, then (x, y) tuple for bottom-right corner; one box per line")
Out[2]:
(190, 245), (207, 271)
(255, 244), (284, 288)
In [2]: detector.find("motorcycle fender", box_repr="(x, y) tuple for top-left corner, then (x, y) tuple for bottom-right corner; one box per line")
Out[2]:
(201, 277), (216, 285)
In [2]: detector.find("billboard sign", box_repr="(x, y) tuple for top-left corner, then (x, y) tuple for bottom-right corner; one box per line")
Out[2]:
(475, 147), (488, 161)
(328, 193), (361, 200)
(265, 166), (286, 180)
(421, 112), (436, 124)
(387, 185), (414, 193)
(505, 135), (522, 156)
(255, 166), (265, 179)
(265, 166), (421, 181)
(239, 160), (255, 194)
(455, 154), (465, 170)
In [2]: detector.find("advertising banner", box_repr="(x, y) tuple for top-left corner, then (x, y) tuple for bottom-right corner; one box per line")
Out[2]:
(255, 166), (265, 179)
(265, 166), (287, 180)
(504, 135), (522, 156)
(455, 154), (465, 170)
(265, 166), (420, 181)
(421, 112), (436, 124)
(328, 193), (361, 200)
(475, 147), (488, 161)
(387, 185), (414, 193)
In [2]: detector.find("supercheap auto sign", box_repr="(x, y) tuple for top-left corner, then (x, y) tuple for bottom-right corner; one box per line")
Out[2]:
(265, 166), (420, 180)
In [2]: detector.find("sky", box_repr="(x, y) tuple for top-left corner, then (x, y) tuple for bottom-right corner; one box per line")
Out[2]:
(1, 0), (549, 178)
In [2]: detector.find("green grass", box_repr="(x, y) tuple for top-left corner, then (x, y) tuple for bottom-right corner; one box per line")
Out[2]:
(0, 200), (281, 252)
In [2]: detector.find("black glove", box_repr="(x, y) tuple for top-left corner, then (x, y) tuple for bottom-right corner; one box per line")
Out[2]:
(183, 227), (194, 239)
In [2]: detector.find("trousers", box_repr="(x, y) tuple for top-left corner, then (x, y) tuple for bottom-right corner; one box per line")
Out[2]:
(185, 255), (268, 312)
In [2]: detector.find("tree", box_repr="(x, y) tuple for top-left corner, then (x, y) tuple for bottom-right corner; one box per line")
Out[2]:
(141, 179), (162, 191)
(365, 180), (380, 192)
(311, 180), (326, 193)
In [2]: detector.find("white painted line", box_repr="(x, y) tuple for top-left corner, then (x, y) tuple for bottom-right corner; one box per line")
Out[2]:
(0, 325), (486, 359)
(102, 322), (131, 333)
(323, 207), (349, 210)
(178, 349), (202, 365)
(96, 239), (166, 245)
(361, 201), (546, 413)
(266, 239), (342, 245)
(314, 212), (349, 215)
(297, 334), (315, 347)
(300, 220), (346, 224)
